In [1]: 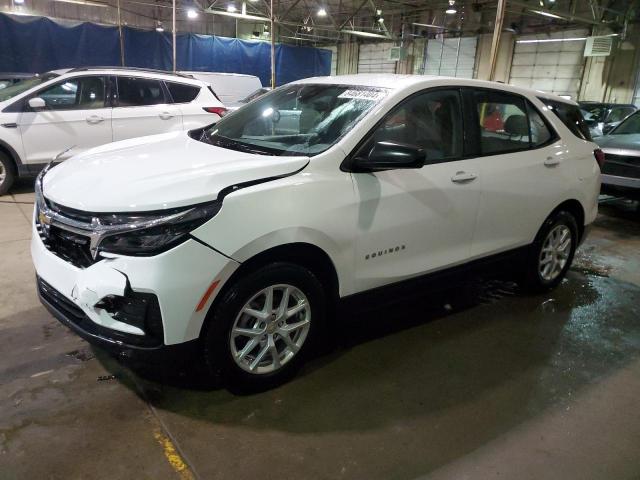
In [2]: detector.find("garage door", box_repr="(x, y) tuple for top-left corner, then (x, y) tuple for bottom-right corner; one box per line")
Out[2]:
(357, 42), (396, 73)
(509, 29), (588, 100)
(423, 37), (477, 78)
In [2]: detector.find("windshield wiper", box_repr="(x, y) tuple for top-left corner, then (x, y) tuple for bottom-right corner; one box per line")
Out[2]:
(209, 135), (275, 155)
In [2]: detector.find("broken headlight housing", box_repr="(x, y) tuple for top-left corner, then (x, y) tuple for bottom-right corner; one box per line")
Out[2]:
(98, 201), (222, 256)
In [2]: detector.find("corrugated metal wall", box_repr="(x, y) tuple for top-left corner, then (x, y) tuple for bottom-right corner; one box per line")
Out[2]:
(509, 29), (588, 100)
(423, 37), (477, 78)
(357, 42), (396, 74)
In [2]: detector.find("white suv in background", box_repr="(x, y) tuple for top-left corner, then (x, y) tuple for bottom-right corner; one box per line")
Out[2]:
(32, 75), (600, 392)
(0, 67), (226, 194)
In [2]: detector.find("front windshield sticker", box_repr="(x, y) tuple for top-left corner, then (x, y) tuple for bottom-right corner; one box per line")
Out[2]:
(338, 89), (387, 101)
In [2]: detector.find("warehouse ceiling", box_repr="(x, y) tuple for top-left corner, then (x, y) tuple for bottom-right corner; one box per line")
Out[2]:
(0, 0), (637, 45)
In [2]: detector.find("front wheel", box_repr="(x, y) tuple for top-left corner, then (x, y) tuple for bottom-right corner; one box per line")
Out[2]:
(202, 262), (325, 393)
(521, 210), (578, 293)
(0, 153), (16, 196)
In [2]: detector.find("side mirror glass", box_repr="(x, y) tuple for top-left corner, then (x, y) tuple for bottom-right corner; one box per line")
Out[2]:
(28, 97), (46, 110)
(352, 141), (426, 172)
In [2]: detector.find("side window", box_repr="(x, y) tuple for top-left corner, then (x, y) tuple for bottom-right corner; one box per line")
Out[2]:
(36, 76), (106, 110)
(116, 77), (166, 107)
(608, 107), (635, 123)
(474, 91), (530, 155)
(540, 98), (591, 140)
(365, 89), (463, 161)
(527, 104), (554, 146)
(166, 82), (200, 103)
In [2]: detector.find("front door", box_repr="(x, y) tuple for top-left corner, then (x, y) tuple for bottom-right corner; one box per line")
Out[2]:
(352, 88), (482, 292)
(19, 75), (112, 164)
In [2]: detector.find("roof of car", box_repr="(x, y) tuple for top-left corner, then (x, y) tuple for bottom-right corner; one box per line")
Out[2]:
(57, 67), (206, 86)
(579, 101), (636, 108)
(292, 74), (577, 105)
(180, 71), (260, 79)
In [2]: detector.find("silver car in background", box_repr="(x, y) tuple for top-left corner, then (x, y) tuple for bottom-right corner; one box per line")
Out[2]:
(595, 110), (640, 200)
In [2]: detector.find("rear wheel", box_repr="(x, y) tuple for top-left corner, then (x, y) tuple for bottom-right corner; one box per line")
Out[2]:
(202, 262), (325, 393)
(521, 210), (578, 293)
(0, 152), (16, 196)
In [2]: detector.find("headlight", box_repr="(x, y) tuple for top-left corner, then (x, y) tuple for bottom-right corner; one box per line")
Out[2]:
(98, 201), (221, 256)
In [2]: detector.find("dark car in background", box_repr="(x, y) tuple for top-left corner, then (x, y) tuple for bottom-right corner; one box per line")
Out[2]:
(595, 110), (640, 200)
(580, 101), (637, 137)
(0, 73), (36, 90)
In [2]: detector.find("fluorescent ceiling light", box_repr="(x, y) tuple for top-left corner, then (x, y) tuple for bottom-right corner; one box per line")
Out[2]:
(14, 0), (25, 4)
(187, 8), (198, 18)
(53, 0), (108, 6)
(445, 8), (456, 14)
(227, 4), (236, 12)
(317, 8), (327, 17)
(516, 37), (586, 43)
(208, 9), (269, 22)
(530, 9), (564, 19)
(342, 29), (388, 39)
(156, 25), (164, 32)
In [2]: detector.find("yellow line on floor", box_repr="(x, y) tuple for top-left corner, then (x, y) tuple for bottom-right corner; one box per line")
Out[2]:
(153, 427), (196, 480)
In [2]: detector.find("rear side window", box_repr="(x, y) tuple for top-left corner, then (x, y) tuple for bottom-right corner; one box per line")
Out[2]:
(474, 91), (531, 155)
(166, 82), (200, 103)
(539, 98), (591, 141)
(116, 77), (167, 107)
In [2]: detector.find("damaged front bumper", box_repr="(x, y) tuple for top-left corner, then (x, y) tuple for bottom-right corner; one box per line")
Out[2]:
(31, 214), (239, 359)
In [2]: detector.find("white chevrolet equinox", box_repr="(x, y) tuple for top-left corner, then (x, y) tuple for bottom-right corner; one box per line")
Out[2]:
(32, 74), (601, 391)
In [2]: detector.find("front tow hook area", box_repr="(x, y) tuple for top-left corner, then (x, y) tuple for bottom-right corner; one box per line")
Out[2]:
(70, 263), (144, 335)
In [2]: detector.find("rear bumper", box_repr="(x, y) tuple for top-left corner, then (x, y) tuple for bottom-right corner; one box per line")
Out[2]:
(601, 174), (640, 199)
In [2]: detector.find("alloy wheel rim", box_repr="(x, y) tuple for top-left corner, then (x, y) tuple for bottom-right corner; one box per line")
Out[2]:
(538, 225), (572, 282)
(230, 284), (311, 374)
(0, 163), (5, 184)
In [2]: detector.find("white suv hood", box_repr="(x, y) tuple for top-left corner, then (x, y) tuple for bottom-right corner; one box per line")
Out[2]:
(42, 132), (309, 212)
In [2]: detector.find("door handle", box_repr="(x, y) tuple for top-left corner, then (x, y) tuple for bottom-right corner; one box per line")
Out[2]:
(451, 171), (478, 183)
(159, 112), (174, 120)
(86, 115), (104, 124)
(544, 156), (561, 167)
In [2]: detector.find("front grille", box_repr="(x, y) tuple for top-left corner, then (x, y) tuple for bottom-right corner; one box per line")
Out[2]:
(36, 216), (96, 268)
(602, 153), (640, 179)
(38, 277), (164, 348)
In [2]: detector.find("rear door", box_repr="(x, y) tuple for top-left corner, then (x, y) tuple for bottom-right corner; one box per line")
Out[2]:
(18, 75), (112, 164)
(111, 76), (182, 141)
(467, 88), (567, 257)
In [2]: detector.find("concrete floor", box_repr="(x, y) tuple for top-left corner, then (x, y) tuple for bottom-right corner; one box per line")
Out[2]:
(2, 182), (640, 480)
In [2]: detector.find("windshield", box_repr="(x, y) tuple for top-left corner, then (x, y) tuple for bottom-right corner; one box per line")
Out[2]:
(580, 105), (606, 122)
(0, 73), (59, 102)
(610, 111), (640, 135)
(201, 84), (388, 156)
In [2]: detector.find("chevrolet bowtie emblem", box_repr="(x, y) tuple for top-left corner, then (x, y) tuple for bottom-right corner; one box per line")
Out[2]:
(38, 211), (51, 226)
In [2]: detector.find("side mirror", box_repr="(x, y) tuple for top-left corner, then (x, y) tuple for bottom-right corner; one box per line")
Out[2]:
(352, 141), (426, 172)
(28, 97), (46, 110)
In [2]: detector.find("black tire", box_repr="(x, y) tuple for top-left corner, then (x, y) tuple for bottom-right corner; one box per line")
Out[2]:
(521, 210), (579, 293)
(202, 262), (326, 393)
(0, 152), (16, 196)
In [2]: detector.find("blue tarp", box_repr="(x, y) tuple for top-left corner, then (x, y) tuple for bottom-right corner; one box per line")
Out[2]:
(0, 13), (331, 86)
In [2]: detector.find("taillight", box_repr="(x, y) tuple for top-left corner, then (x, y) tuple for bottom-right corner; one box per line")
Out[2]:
(203, 107), (227, 117)
(594, 148), (605, 168)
